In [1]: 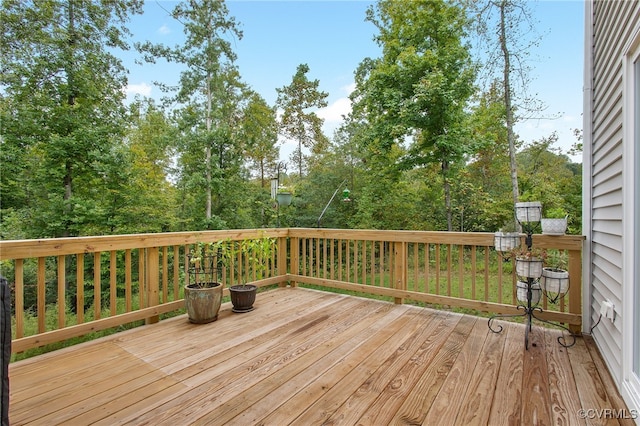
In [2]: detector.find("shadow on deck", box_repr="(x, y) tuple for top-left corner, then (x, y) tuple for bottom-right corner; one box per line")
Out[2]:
(9, 287), (632, 425)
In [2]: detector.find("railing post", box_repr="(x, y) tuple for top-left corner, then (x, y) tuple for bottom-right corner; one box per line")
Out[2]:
(568, 248), (582, 334)
(393, 241), (407, 304)
(145, 247), (160, 324)
(277, 236), (288, 287)
(290, 237), (299, 287)
(57, 255), (66, 329)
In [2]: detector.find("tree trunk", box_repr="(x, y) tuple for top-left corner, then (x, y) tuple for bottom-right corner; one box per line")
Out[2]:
(298, 140), (303, 177)
(205, 72), (213, 224)
(442, 160), (452, 231)
(62, 0), (77, 238)
(499, 0), (520, 212)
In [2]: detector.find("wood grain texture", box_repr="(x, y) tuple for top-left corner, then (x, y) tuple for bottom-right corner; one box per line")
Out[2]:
(8, 287), (630, 426)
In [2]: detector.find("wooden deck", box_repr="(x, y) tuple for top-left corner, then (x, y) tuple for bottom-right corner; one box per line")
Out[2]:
(9, 287), (632, 425)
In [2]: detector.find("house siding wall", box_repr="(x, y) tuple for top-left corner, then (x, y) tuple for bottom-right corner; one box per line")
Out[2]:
(590, 0), (640, 385)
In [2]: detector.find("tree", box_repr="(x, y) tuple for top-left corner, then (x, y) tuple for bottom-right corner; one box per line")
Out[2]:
(516, 133), (582, 233)
(119, 100), (179, 233)
(351, 0), (476, 230)
(276, 63), (329, 177)
(137, 0), (244, 229)
(464, 83), (515, 230)
(241, 92), (279, 187)
(467, 0), (546, 210)
(1, 0), (143, 237)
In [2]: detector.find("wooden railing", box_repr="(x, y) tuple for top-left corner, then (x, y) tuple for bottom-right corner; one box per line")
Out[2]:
(0, 228), (584, 353)
(287, 229), (583, 330)
(0, 229), (289, 353)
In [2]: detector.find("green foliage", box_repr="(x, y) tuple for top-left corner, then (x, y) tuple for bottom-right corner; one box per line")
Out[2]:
(545, 207), (568, 219)
(203, 236), (276, 285)
(0, 1), (583, 238)
(242, 92), (279, 187)
(276, 64), (329, 177)
(516, 133), (582, 233)
(1, 0), (143, 237)
(351, 0), (476, 230)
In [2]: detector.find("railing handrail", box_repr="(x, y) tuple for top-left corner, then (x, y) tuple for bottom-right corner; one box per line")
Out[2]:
(0, 228), (585, 355)
(0, 229), (290, 260)
(0, 228), (585, 261)
(288, 228), (584, 249)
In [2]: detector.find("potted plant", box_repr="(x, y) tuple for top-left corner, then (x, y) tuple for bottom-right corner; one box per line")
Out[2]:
(512, 246), (547, 279)
(213, 236), (276, 313)
(541, 249), (569, 302)
(494, 220), (521, 252)
(541, 207), (568, 235)
(276, 187), (293, 207)
(185, 244), (223, 324)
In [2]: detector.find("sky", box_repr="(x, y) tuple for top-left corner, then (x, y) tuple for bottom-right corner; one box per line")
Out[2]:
(123, 0), (585, 163)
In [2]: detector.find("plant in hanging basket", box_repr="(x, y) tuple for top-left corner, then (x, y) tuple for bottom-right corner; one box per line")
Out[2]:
(494, 232), (521, 252)
(512, 247), (546, 278)
(541, 267), (569, 302)
(546, 249), (568, 270)
(511, 246), (547, 261)
(494, 221), (521, 252)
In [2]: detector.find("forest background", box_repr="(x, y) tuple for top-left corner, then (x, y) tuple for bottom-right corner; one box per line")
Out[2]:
(0, 0), (583, 240)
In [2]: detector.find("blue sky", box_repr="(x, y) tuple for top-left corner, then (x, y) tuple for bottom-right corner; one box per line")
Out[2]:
(124, 0), (584, 162)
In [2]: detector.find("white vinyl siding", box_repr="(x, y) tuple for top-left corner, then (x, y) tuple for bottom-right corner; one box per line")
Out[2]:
(584, 0), (640, 390)
(624, 18), (640, 417)
(634, 53), (640, 379)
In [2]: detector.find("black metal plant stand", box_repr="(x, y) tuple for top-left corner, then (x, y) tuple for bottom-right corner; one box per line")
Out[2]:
(488, 205), (576, 350)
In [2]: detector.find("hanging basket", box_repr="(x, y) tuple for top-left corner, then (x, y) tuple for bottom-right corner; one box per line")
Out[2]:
(541, 267), (569, 301)
(516, 281), (542, 305)
(515, 201), (542, 223)
(515, 257), (544, 278)
(494, 232), (521, 252)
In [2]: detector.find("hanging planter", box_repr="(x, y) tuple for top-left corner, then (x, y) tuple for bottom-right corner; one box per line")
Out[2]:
(515, 258), (544, 278)
(494, 232), (521, 252)
(515, 201), (542, 223)
(512, 247), (546, 279)
(541, 267), (569, 303)
(516, 281), (542, 305)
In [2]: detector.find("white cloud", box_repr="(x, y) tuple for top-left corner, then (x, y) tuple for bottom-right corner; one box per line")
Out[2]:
(317, 97), (352, 123)
(125, 83), (152, 97)
(158, 24), (171, 35)
(341, 82), (356, 95)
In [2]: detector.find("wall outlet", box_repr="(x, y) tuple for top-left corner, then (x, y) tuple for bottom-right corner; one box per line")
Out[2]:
(600, 300), (615, 321)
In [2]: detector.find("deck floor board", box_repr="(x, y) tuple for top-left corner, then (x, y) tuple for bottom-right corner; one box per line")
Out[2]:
(9, 287), (631, 425)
